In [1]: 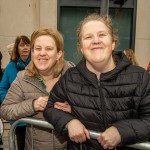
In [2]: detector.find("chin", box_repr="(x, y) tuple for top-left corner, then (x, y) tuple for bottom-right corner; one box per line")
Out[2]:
(92, 58), (104, 63)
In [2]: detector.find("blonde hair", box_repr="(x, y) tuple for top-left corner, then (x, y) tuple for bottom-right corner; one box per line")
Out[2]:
(6, 43), (14, 56)
(77, 13), (118, 49)
(26, 28), (64, 78)
(124, 49), (138, 65)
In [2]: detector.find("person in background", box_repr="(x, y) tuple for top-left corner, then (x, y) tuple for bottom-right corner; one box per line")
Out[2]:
(0, 51), (3, 81)
(6, 43), (14, 57)
(0, 35), (31, 150)
(44, 13), (150, 150)
(123, 49), (138, 65)
(0, 51), (3, 150)
(1, 28), (74, 150)
(147, 61), (150, 73)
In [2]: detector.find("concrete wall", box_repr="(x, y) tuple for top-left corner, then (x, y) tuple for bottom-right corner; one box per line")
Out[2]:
(0, 0), (150, 69)
(135, 0), (150, 68)
(0, 0), (57, 68)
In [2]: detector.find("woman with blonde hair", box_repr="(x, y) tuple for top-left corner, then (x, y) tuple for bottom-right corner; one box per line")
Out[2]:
(1, 28), (74, 150)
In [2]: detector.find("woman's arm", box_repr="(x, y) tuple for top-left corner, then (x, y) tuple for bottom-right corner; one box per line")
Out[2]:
(1, 72), (36, 120)
(113, 71), (150, 145)
(44, 74), (76, 134)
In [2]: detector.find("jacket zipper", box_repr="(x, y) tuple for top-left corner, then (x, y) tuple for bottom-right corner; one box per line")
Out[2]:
(98, 79), (107, 130)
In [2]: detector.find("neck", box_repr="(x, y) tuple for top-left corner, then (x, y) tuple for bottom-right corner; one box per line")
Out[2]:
(40, 74), (54, 82)
(86, 58), (116, 79)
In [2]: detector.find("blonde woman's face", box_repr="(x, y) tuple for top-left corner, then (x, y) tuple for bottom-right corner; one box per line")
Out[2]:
(32, 35), (62, 75)
(80, 21), (115, 66)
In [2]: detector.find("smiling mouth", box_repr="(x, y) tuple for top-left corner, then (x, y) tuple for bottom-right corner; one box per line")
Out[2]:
(91, 47), (103, 50)
(39, 59), (47, 62)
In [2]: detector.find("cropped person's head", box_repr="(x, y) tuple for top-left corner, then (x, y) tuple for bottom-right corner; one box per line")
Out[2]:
(123, 49), (138, 65)
(6, 43), (14, 56)
(11, 35), (31, 62)
(0, 51), (2, 68)
(26, 28), (64, 77)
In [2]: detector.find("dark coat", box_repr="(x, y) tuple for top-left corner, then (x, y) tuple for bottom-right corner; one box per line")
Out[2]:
(44, 53), (150, 150)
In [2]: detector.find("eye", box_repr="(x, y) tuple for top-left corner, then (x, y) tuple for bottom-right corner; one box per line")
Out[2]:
(99, 33), (106, 37)
(19, 43), (25, 47)
(34, 47), (41, 51)
(45, 47), (53, 51)
(25, 44), (30, 47)
(84, 36), (92, 40)
(98, 32), (108, 37)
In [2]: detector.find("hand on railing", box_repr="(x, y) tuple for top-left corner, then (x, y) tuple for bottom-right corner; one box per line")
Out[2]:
(9, 118), (150, 150)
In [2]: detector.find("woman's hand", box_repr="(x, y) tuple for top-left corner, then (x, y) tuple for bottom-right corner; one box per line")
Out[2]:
(66, 119), (90, 143)
(97, 126), (121, 149)
(54, 101), (71, 113)
(34, 96), (48, 111)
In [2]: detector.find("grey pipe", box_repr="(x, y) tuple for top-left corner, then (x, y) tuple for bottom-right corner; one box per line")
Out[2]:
(100, 0), (109, 15)
(9, 118), (150, 150)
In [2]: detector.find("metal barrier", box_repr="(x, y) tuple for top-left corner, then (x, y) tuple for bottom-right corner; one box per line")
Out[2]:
(9, 118), (150, 150)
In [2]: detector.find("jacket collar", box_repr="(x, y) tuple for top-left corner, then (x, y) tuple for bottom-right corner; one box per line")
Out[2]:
(23, 73), (48, 94)
(22, 60), (74, 94)
(76, 52), (132, 87)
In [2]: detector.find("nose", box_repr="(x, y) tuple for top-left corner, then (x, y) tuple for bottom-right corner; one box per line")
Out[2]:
(40, 48), (47, 55)
(93, 36), (100, 44)
(24, 44), (30, 49)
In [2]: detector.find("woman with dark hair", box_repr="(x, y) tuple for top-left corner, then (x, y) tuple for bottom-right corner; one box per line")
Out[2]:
(0, 51), (3, 150)
(0, 51), (3, 81)
(0, 35), (31, 150)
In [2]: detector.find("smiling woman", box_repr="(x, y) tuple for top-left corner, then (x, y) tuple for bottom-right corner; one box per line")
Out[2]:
(1, 28), (74, 150)
(44, 13), (150, 150)
(31, 35), (63, 82)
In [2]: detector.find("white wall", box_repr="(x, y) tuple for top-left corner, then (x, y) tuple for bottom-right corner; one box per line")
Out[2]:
(135, 0), (150, 68)
(0, 0), (57, 68)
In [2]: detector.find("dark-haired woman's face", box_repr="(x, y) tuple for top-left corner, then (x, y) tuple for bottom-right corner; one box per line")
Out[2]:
(18, 40), (30, 61)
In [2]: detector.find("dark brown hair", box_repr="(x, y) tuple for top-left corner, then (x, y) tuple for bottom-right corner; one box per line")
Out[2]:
(11, 35), (30, 61)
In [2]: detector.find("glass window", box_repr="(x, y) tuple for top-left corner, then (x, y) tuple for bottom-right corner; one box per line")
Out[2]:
(58, 0), (136, 64)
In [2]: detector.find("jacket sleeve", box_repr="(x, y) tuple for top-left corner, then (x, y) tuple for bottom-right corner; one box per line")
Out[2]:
(1, 72), (36, 120)
(44, 71), (76, 134)
(0, 65), (11, 101)
(113, 71), (150, 145)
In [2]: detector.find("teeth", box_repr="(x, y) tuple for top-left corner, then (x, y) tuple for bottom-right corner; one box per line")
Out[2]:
(39, 59), (47, 62)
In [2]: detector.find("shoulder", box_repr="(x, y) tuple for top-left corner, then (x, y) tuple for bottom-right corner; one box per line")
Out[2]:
(5, 61), (17, 71)
(16, 70), (26, 78)
(123, 65), (150, 86)
(61, 60), (75, 75)
(126, 64), (147, 74)
(6, 61), (16, 67)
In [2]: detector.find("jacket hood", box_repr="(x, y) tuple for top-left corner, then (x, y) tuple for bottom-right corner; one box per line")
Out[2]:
(76, 51), (132, 87)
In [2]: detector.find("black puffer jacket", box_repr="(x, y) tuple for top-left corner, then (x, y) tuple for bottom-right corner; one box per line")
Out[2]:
(44, 52), (150, 150)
